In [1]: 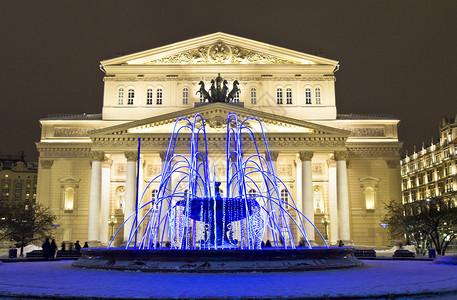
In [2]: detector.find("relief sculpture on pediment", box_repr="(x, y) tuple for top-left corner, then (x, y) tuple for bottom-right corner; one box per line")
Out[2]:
(148, 42), (295, 65)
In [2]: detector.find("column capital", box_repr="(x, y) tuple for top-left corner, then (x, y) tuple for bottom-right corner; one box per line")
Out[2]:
(90, 151), (105, 161)
(299, 151), (314, 161)
(40, 160), (54, 169)
(334, 151), (349, 161)
(124, 151), (138, 162)
(267, 151), (279, 162)
(159, 151), (169, 162)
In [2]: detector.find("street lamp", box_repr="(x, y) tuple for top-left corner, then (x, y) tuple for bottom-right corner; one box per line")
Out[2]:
(321, 214), (330, 240)
(108, 214), (117, 241)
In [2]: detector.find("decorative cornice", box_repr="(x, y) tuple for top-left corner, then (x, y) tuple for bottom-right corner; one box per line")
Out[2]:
(341, 127), (385, 137)
(103, 76), (335, 82)
(299, 151), (314, 161)
(91, 136), (346, 151)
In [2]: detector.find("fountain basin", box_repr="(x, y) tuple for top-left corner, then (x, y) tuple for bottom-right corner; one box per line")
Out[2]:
(72, 247), (362, 273)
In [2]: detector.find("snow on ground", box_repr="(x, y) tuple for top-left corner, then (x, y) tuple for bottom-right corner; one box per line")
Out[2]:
(0, 260), (456, 299)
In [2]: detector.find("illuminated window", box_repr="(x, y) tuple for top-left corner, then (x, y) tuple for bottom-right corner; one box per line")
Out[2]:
(118, 88), (124, 105)
(182, 87), (189, 105)
(2, 182), (9, 199)
(146, 88), (153, 105)
(59, 177), (80, 212)
(305, 88), (311, 104)
(315, 87), (321, 104)
(250, 88), (256, 104)
(127, 88), (134, 105)
(156, 88), (163, 105)
(365, 187), (375, 209)
(276, 88), (283, 104)
(64, 187), (75, 210)
(286, 88), (292, 104)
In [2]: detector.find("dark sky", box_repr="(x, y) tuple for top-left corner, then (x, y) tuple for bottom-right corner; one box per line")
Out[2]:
(1, 1), (456, 162)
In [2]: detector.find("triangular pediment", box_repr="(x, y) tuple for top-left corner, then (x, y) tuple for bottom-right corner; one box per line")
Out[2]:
(90, 103), (349, 138)
(101, 32), (338, 67)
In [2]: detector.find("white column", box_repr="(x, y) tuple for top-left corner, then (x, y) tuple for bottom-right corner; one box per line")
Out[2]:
(300, 151), (314, 244)
(264, 151), (279, 242)
(335, 151), (351, 243)
(158, 151), (170, 244)
(88, 152), (104, 243)
(123, 151), (138, 244)
(328, 159), (339, 245)
(99, 159), (111, 245)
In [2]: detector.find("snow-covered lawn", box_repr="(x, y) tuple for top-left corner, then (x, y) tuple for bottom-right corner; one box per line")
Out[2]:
(0, 260), (456, 299)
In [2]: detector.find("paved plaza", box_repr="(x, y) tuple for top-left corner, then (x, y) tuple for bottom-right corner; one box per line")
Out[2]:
(0, 259), (457, 299)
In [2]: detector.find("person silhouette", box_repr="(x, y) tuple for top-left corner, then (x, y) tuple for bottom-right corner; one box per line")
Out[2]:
(50, 239), (57, 260)
(42, 238), (51, 260)
(74, 240), (81, 251)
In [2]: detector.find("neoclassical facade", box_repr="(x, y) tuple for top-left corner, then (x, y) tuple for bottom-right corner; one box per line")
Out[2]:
(36, 33), (402, 247)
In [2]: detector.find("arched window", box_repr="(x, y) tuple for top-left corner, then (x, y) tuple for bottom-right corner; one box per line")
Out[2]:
(286, 88), (292, 104)
(277, 88), (283, 104)
(305, 88), (312, 104)
(127, 88), (134, 105)
(250, 88), (256, 104)
(315, 87), (321, 104)
(118, 88), (124, 105)
(146, 88), (153, 105)
(281, 189), (289, 209)
(365, 187), (375, 209)
(248, 189), (256, 200)
(182, 87), (189, 104)
(64, 187), (75, 210)
(182, 87), (189, 105)
(156, 88), (163, 105)
(233, 90), (240, 102)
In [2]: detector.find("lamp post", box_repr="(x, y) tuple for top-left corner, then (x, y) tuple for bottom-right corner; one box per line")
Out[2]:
(321, 214), (330, 240)
(108, 214), (117, 241)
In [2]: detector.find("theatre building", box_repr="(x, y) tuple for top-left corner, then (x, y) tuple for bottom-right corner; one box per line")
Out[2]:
(36, 33), (402, 247)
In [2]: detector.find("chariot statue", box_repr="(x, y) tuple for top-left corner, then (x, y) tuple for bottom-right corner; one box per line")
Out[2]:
(197, 73), (240, 103)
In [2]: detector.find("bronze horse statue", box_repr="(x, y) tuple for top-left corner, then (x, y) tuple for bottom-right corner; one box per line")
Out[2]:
(197, 81), (211, 102)
(226, 80), (240, 102)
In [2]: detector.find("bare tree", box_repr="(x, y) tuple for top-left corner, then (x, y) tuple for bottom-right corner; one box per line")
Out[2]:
(384, 193), (457, 255)
(0, 200), (56, 256)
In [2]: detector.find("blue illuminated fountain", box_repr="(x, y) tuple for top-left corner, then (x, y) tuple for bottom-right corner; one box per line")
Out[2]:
(116, 113), (324, 250)
(73, 110), (361, 272)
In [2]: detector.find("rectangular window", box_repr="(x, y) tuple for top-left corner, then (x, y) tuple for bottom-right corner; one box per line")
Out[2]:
(157, 89), (163, 105)
(183, 88), (189, 105)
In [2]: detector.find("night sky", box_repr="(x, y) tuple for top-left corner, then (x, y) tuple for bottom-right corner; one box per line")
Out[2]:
(1, 1), (456, 162)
